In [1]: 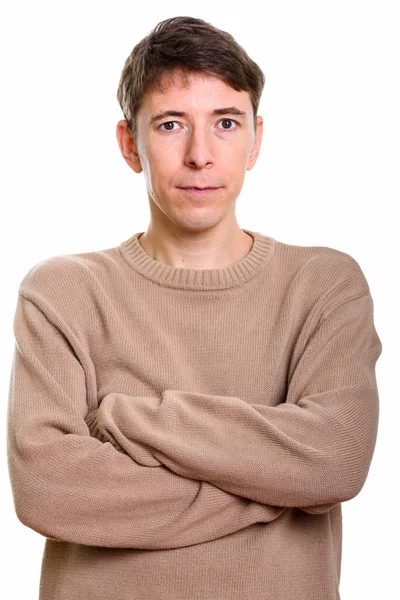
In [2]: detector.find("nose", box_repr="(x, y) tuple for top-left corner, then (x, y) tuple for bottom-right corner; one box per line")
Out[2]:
(184, 126), (214, 169)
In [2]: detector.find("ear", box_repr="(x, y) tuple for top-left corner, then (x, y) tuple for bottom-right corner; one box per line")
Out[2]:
(246, 115), (263, 171)
(116, 120), (142, 174)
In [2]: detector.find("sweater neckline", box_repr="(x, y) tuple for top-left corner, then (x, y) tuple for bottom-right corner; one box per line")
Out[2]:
(118, 229), (275, 291)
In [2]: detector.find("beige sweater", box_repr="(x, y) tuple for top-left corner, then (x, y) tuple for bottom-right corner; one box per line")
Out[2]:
(7, 229), (382, 600)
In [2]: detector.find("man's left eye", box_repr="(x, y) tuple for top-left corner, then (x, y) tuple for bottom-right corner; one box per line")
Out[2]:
(218, 119), (237, 130)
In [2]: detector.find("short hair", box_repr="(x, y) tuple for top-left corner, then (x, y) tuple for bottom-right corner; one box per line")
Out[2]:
(117, 16), (265, 140)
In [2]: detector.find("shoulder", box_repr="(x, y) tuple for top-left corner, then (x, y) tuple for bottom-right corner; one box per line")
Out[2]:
(273, 237), (370, 295)
(267, 237), (372, 326)
(16, 244), (122, 335)
(19, 243), (120, 296)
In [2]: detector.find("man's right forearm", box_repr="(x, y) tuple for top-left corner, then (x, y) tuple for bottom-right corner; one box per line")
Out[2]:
(7, 293), (285, 550)
(8, 427), (285, 549)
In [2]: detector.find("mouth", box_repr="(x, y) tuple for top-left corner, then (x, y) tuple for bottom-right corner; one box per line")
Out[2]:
(177, 187), (221, 196)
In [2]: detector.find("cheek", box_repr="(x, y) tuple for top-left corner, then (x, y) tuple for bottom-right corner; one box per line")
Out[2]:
(144, 156), (180, 193)
(221, 145), (250, 175)
(150, 148), (182, 183)
(224, 136), (250, 157)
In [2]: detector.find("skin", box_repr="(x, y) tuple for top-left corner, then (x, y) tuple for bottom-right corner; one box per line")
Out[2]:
(116, 69), (264, 269)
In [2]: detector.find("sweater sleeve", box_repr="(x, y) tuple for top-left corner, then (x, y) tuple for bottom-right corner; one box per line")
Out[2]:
(7, 294), (287, 550)
(86, 291), (382, 512)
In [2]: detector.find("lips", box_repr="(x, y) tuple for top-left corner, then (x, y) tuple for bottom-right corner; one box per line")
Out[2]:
(178, 186), (219, 190)
(178, 186), (221, 196)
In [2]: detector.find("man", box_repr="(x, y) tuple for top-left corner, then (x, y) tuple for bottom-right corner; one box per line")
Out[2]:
(7, 16), (382, 600)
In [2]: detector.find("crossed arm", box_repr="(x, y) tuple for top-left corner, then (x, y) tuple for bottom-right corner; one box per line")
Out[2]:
(85, 292), (382, 512)
(8, 294), (288, 550)
(7, 274), (381, 551)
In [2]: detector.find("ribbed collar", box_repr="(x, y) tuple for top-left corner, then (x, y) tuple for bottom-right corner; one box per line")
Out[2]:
(118, 229), (276, 291)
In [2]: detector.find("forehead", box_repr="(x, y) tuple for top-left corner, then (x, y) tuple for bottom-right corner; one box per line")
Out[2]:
(138, 70), (252, 115)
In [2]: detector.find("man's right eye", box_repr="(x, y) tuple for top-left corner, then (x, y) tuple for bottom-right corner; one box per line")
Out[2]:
(159, 121), (179, 131)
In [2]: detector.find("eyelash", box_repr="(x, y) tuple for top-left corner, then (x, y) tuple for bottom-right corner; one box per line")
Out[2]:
(159, 118), (239, 132)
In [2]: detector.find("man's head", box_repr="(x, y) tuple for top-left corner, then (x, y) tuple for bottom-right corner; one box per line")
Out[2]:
(116, 16), (265, 234)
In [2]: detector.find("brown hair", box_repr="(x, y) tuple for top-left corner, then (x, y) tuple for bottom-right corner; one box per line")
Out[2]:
(117, 16), (265, 140)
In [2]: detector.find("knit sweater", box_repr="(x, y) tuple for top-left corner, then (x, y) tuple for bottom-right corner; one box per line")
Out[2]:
(7, 228), (382, 600)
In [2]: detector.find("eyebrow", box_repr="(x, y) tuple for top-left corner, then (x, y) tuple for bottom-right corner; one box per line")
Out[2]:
(150, 106), (248, 123)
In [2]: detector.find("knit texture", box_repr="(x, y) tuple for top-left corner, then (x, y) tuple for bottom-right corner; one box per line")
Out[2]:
(7, 229), (382, 600)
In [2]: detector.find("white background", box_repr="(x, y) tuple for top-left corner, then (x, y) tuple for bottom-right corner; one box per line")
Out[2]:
(1, 1), (398, 598)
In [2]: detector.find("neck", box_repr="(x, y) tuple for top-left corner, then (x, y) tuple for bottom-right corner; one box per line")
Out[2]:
(138, 224), (254, 270)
